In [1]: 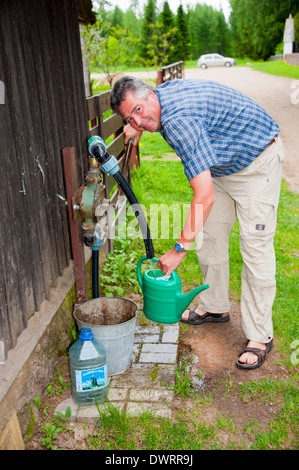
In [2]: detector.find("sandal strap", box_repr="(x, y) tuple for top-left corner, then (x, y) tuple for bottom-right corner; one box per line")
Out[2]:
(187, 307), (198, 322)
(187, 308), (228, 322)
(238, 340), (273, 361)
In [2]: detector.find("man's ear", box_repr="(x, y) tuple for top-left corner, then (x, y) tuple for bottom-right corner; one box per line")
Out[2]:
(148, 89), (158, 101)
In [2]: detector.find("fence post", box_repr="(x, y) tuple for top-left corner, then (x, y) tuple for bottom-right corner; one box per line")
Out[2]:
(157, 70), (163, 85)
(62, 147), (88, 304)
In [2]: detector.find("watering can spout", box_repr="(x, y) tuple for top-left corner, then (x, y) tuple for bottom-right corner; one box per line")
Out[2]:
(176, 284), (209, 316)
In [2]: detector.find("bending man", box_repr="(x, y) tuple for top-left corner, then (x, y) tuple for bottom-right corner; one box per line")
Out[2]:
(110, 76), (284, 370)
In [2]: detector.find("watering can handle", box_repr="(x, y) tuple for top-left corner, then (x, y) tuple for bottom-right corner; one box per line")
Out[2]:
(137, 255), (159, 288)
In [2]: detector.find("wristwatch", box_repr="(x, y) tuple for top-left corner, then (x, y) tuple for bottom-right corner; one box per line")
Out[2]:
(174, 242), (188, 253)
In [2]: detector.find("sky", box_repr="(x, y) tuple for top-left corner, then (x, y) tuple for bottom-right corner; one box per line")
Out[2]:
(104, 0), (232, 22)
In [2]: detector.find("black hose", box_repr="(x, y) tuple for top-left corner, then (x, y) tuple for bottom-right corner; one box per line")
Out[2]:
(113, 171), (155, 259)
(92, 250), (99, 298)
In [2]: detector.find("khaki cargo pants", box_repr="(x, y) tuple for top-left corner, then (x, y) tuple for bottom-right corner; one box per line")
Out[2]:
(196, 136), (285, 343)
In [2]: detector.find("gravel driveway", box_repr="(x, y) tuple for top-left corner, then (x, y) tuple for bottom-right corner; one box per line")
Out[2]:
(92, 67), (299, 192)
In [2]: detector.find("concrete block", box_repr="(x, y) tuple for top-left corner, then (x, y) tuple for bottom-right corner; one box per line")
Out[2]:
(54, 397), (78, 422)
(126, 402), (171, 419)
(129, 389), (174, 402)
(77, 401), (124, 422)
(135, 325), (160, 335)
(141, 343), (178, 354)
(139, 352), (177, 364)
(108, 387), (128, 401)
(155, 364), (176, 387)
(134, 334), (160, 343)
(109, 364), (159, 389)
(161, 325), (180, 343)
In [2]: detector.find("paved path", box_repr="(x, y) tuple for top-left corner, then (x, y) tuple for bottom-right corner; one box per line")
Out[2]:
(55, 316), (180, 421)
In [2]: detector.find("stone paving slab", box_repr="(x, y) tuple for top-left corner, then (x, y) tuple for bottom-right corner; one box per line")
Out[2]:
(54, 321), (180, 422)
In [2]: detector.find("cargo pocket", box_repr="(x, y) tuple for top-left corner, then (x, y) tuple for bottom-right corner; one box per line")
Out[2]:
(278, 142), (285, 162)
(248, 198), (277, 237)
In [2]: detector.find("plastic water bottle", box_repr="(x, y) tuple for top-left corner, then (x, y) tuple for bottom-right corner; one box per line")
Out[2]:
(69, 328), (108, 405)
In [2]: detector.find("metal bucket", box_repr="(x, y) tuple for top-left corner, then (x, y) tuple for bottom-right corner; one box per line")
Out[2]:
(73, 297), (137, 376)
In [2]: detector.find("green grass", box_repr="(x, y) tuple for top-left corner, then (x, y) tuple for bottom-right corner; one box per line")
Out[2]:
(185, 56), (299, 79)
(235, 57), (299, 79)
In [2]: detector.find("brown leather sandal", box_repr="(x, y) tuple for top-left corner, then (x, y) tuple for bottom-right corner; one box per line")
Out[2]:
(236, 339), (273, 370)
(181, 307), (230, 325)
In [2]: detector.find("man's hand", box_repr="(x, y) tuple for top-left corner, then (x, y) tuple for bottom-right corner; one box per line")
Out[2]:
(123, 124), (143, 146)
(157, 249), (186, 276)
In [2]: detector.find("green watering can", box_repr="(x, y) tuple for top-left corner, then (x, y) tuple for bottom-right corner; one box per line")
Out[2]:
(137, 255), (209, 324)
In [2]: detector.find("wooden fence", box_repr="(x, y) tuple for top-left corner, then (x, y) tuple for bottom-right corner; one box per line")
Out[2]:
(86, 91), (138, 254)
(157, 61), (185, 84)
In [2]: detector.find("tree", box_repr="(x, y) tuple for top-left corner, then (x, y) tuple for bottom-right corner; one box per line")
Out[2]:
(187, 4), (226, 59)
(123, 1), (141, 38)
(156, 1), (177, 65)
(229, 0), (299, 60)
(146, 21), (177, 68)
(139, 0), (157, 61)
(111, 6), (124, 27)
(174, 4), (190, 62)
(82, 20), (139, 87)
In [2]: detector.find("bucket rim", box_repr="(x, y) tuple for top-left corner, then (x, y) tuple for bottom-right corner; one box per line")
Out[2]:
(73, 296), (138, 327)
(74, 296), (138, 310)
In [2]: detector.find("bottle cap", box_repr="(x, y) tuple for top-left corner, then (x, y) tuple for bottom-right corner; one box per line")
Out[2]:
(79, 328), (95, 341)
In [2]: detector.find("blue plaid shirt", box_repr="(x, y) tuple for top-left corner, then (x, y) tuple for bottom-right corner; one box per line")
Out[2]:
(156, 79), (279, 180)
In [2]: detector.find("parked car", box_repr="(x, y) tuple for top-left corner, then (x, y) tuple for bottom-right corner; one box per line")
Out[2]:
(197, 53), (236, 69)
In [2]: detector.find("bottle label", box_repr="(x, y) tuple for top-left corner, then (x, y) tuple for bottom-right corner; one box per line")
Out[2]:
(75, 364), (108, 392)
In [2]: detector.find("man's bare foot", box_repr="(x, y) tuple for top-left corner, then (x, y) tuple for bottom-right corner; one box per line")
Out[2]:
(238, 341), (266, 365)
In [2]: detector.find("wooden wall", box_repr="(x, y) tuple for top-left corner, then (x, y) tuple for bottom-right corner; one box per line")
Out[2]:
(0, 0), (89, 358)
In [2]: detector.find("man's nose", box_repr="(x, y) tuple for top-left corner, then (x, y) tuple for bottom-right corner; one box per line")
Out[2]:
(133, 114), (142, 127)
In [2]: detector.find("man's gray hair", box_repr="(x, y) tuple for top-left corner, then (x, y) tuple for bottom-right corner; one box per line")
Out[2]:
(110, 76), (156, 115)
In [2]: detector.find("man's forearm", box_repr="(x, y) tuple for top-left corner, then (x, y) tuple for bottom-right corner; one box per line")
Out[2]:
(178, 194), (214, 249)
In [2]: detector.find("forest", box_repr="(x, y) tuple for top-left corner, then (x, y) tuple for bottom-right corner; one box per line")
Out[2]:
(84, 0), (299, 71)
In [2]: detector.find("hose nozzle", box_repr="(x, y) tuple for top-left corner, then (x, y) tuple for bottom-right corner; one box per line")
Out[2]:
(88, 136), (120, 175)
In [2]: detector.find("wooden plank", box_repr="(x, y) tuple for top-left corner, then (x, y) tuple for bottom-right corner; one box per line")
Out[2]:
(101, 114), (124, 141)
(0, 1), (40, 327)
(12, 0), (52, 306)
(62, 147), (88, 304)
(87, 95), (100, 121)
(107, 133), (125, 159)
(98, 90), (112, 113)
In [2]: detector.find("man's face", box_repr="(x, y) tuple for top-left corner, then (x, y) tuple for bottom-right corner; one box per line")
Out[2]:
(118, 89), (161, 132)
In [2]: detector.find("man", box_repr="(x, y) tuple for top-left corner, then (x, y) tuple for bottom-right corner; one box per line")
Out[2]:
(110, 76), (284, 370)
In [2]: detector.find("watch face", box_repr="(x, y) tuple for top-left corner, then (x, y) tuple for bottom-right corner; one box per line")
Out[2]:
(175, 243), (181, 252)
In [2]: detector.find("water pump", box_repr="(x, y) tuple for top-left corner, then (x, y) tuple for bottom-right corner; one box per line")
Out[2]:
(88, 136), (155, 260)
